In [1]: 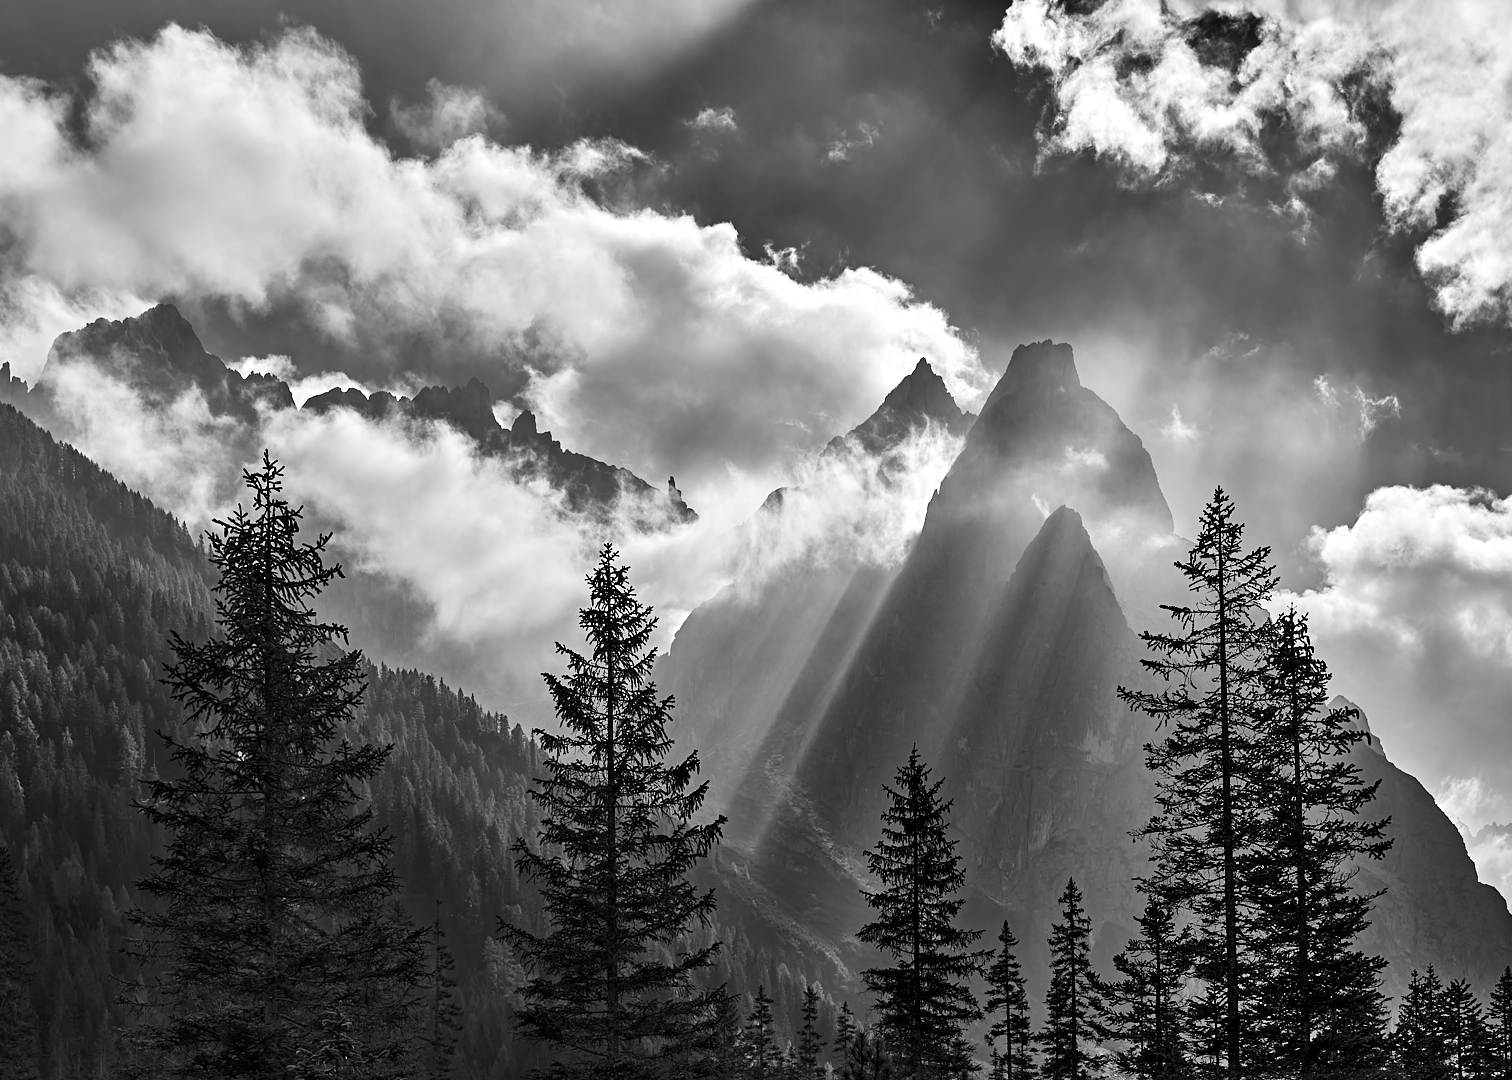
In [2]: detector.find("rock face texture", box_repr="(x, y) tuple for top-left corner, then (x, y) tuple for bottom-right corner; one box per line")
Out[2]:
(662, 357), (975, 807)
(41, 303), (295, 420)
(666, 341), (1512, 1007)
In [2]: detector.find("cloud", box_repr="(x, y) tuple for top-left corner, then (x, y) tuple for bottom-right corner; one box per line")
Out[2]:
(826, 122), (881, 163)
(1160, 403), (1200, 444)
(1313, 375), (1401, 438)
(1278, 484), (1512, 883)
(992, 0), (1512, 329)
(688, 106), (738, 132)
(391, 79), (498, 150)
(0, 23), (986, 509)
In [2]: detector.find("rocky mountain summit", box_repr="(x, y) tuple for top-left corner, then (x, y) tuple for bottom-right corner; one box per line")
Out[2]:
(664, 340), (1512, 1007)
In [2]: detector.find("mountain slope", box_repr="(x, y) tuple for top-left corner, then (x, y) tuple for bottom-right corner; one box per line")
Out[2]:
(666, 339), (1512, 1013)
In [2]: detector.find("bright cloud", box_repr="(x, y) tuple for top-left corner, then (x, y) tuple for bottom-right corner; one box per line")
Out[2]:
(993, 0), (1512, 329)
(1279, 484), (1512, 889)
(0, 24), (987, 507)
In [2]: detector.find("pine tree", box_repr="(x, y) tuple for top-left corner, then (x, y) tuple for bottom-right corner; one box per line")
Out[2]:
(499, 545), (728, 1079)
(1248, 607), (1392, 1074)
(837, 1002), (860, 1078)
(1444, 979), (1492, 1080)
(0, 842), (39, 1080)
(1118, 487), (1277, 1078)
(795, 984), (824, 1080)
(1489, 969), (1512, 1079)
(858, 746), (986, 1080)
(984, 922), (1035, 1080)
(847, 1026), (897, 1080)
(125, 454), (427, 1080)
(746, 985), (780, 1080)
(1393, 968), (1451, 1079)
(1095, 899), (1191, 1080)
(1039, 879), (1103, 1080)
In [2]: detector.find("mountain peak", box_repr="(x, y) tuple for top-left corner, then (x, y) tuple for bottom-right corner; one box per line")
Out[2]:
(832, 356), (973, 456)
(981, 339), (1080, 416)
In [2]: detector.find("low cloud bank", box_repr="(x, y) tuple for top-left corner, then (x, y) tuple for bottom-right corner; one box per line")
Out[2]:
(0, 23), (986, 509)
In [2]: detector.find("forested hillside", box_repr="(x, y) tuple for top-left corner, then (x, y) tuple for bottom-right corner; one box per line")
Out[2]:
(0, 403), (564, 1077)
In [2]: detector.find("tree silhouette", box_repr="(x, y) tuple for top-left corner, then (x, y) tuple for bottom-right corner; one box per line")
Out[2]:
(795, 983), (824, 1080)
(858, 746), (985, 1080)
(1249, 607), (1391, 1073)
(1096, 899), (1191, 1080)
(1119, 487), (1276, 1078)
(1393, 968), (1450, 1078)
(984, 922), (1035, 1080)
(1489, 968), (1512, 1079)
(125, 454), (427, 1079)
(1038, 879), (1103, 1080)
(499, 545), (727, 1079)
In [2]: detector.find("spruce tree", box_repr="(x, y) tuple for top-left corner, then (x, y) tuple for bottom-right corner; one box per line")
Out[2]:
(1489, 969), (1512, 1079)
(985, 922), (1035, 1080)
(125, 454), (427, 1080)
(1096, 899), (1191, 1080)
(837, 1002), (860, 1077)
(1444, 979), (1491, 1080)
(1118, 487), (1277, 1078)
(795, 984), (824, 1080)
(746, 985), (780, 1080)
(1039, 879), (1103, 1080)
(858, 746), (986, 1080)
(1248, 607), (1392, 1074)
(1393, 968), (1451, 1079)
(499, 545), (727, 1079)
(0, 842), (38, 1080)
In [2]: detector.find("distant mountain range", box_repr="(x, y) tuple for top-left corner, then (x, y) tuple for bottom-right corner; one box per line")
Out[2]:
(0, 303), (694, 526)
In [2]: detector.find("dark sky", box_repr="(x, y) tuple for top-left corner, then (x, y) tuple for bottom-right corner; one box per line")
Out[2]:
(6, 0), (1506, 562)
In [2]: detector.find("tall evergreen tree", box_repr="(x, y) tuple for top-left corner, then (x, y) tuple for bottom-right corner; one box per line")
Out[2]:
(858, 746), (986, 1080)
(984, 922), (1035, 1080)
(1489, 969), (1512, 1079)
(1393, 969), (1451, 1080)
(1118, 487), (1277, 1077)
(1249, 607), (1391, 1075)
(837, 1002), (860, 1077)
(1444, 979), (1492, 1080)
(0, 842), (38, 1080)
(795, 984), (824, 1080)
(125, 454), (428, 1080)
(1096, 899), (1191, 1080)
(746, 986), (780, 1080)
(499, 545), (727, 1079)
(1038, 879), (1103, 1080)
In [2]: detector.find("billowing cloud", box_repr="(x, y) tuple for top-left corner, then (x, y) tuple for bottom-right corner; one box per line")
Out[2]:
(0, 23), (986, 508)
(391, 79), (497, 150)
(688, 106), (738, 132)
(993, 0), (1512, 329)
(1277, 484), (1512, 888)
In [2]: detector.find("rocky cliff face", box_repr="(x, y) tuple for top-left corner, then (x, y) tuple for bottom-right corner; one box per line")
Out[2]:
(662, 357), (973, 805)
(41, 303), (295, 421)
